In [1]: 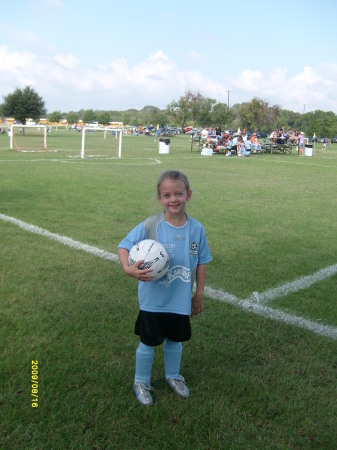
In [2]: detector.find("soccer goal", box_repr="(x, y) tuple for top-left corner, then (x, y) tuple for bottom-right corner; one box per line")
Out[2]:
(81, 127), (123, 159)
(10, 125), (47, 151)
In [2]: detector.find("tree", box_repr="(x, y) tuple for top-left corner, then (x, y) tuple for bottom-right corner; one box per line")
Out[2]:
(138, 105), (160, 126)
(99, 111), (112, 125)
(167, 91), (214, 130)
(48, 111), (63, 123)
(82, 109), (97, 124)
(192, 95), (216, 127)
(2, 86), (46, 125)
(211, 102), (232, 130)
(277, 109), (301, 131)
(294, 110), (337, 138)
(66, 112), (79, 125)
(239, 97), (279, 132)
(167, 94), (192, 130)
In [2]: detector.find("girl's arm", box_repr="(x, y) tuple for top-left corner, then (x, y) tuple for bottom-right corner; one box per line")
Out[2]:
(117, 248), (153, 282)
(191, 264), (207, 316)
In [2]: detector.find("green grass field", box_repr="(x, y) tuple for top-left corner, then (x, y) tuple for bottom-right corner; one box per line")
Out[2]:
(1, 129), (337, 449)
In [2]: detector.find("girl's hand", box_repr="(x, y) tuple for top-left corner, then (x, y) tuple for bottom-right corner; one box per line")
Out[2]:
(191, 292), (204, 316)
(125, 259), (154, 282)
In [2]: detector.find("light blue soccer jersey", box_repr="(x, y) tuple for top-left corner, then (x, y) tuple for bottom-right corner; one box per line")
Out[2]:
(118, 213), (212, 315)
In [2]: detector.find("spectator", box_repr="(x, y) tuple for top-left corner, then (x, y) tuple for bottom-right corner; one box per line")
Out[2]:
(297, 132), (305, 155)
(288, 129), (296, 143)
(216, 131), (231, 155)
(322, 138), (328, 151)
(251, 133), (262, 153)
(208, 128), (216, 139)
(216, 132), (230, 155)
(201, 126), (209, 142)
(232, 133), (239, 154)
(270, 129), (278, 142)
(237, 134), (245, 156)
(241, 138), (251, 157)
(226, 137), (233, 156)
(222, 131), (230, 145)
(205, 129), (217, 149)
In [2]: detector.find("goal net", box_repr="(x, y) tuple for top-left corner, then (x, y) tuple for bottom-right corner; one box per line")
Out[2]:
(10, 125), (47, 151)
(81, 127), (123, 159)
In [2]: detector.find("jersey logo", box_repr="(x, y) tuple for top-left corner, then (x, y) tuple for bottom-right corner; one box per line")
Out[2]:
(160, 265), (191, 285)
(174, 234), (185, 241)
(189, 242), (199, 255)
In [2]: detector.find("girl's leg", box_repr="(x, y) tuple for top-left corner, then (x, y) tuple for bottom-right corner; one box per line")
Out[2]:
(134, 342), (154, 384)
(164, 339), (190, 397)
(164, 339), (182, 379)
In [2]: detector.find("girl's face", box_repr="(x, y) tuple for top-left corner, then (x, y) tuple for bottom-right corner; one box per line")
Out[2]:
(157, 179), (192, 216)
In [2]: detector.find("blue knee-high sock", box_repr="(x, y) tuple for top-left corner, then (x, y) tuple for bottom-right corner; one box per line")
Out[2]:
(134, 342), (154, 384)
(164, 339), (182, 380)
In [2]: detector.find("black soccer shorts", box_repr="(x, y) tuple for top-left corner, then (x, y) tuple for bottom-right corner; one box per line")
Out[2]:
(134, 310), (191, 346)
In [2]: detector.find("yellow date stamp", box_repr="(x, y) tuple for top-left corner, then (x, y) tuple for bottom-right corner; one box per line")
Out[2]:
(31, 360), (39, 408)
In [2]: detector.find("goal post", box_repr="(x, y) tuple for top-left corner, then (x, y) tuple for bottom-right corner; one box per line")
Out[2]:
(81, 127), (123, 159)
(10, 125), (47, 151)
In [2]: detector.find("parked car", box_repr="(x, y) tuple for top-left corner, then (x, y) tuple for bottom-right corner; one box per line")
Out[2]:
(256, 131), (268, 139)
(308, 137), (318, 142)
(168, 127), (182, 134)
(185, 128), (200, 135)
(161, 126), (180, 137)
(331, 137), (337, 143)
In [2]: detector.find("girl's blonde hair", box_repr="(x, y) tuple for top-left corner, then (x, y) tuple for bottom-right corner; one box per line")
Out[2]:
(156, 170), (191, 195)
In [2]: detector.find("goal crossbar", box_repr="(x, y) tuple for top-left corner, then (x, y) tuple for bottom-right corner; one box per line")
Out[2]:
(81, 127), (123, 159)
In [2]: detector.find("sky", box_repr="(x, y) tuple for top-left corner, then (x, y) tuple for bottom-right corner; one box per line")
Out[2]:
(1, 0), (337, 114)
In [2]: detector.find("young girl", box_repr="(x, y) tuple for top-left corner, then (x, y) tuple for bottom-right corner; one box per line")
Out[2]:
(323, 138), (328, 151)
(117, 170), (212, 406)
(298, 132), (305, 155)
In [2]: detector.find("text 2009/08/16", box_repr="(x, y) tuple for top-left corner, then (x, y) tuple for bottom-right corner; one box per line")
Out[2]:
(31, 360), (39, 408)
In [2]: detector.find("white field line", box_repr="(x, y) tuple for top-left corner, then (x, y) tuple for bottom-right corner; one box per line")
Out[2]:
(0, 213), (119, 263)
(245, 263), (337, 304)
(1, 212), (336, 340)
(206, 287), (337, 341)
(0, 157), (162, 165)
(60, 158), (162, 166)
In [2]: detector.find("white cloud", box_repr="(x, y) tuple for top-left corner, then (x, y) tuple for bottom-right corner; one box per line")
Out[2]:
(229, 65), (337, 112)
(0, 45), (46, 90)
(0, 46), (36, 72)
(1, 45), (337, 113)
(54, 53), (80, 69)
(232, 70), (264, 91)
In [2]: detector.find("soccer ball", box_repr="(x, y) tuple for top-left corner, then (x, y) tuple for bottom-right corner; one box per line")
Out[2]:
(128, 239), (170, 281)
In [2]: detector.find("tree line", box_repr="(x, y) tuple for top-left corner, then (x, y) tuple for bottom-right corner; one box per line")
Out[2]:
(1, 86), (337, 138)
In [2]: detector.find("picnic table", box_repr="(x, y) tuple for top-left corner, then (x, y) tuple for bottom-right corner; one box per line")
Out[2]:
(261, 139), (293, 154)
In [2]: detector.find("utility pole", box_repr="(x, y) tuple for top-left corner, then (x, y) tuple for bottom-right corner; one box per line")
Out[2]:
(227, 90), (230, 109)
